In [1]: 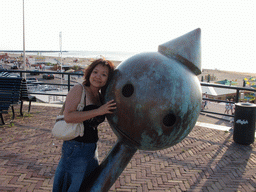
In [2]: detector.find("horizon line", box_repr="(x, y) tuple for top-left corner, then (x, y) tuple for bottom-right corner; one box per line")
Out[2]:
(0, 50), (68, 53)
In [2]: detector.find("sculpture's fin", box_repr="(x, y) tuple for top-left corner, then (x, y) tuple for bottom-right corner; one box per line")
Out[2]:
(158, 28), (201, 75)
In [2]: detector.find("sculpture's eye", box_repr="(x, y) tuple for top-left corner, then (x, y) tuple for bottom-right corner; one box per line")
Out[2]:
(163, 113), (176, 127)
(122, 83), (134, 97)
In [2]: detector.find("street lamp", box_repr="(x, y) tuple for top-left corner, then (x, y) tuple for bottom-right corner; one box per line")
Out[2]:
(23, 0), (26, 79)
(59, 32), (62, 90)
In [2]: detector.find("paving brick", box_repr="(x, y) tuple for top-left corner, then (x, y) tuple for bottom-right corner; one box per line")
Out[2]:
(1, 105), (256, 191)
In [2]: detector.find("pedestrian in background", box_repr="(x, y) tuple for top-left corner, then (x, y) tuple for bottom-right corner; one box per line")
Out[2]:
(224, 99), (230, 115)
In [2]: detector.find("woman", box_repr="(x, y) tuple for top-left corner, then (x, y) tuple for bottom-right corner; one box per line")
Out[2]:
(53, 59), (116, 192)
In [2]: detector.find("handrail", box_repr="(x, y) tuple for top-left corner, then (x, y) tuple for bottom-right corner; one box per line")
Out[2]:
(0, 69), (81, 96)
(200, 82), (256, 118)
(1, 70), (256, 118)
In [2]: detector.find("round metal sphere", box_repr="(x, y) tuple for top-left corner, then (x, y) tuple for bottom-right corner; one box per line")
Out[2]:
(105, 52), (202, 150)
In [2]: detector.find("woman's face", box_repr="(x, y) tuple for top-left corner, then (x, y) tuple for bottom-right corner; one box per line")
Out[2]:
(89, 64), (109, 89)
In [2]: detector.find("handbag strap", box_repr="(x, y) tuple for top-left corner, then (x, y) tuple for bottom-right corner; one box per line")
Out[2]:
(77, 83), (86, 111)
(59, 83), (86, 115)
(59, 103), (65, 115)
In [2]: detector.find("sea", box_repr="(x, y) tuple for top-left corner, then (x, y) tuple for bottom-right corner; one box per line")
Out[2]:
(7, 50), (141, 62)
(55, 50), (140, 61)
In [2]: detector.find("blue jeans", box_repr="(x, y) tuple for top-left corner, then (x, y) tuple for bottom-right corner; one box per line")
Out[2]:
(53, 140), (99, 192)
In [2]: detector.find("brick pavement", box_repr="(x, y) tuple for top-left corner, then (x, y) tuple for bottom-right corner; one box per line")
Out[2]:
(0, 104), (256, 192)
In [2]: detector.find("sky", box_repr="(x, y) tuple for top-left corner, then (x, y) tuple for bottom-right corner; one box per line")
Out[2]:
(0, 0), (255, 73)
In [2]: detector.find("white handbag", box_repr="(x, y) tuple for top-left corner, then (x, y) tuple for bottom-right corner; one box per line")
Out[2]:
(52, 84), (86, 141)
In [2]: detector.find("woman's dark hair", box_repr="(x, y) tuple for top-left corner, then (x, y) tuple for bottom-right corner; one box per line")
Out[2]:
(83, 58), (115, 96)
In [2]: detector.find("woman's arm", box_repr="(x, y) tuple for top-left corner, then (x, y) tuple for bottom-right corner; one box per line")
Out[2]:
(63, 84), (116, 123)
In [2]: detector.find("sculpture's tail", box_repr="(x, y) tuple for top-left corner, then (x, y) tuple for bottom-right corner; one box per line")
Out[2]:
(80, 140), (137, 192)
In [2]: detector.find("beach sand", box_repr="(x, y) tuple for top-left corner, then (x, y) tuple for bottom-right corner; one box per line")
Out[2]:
(199, 69), (256, 87)
(6, 53), (122, 68)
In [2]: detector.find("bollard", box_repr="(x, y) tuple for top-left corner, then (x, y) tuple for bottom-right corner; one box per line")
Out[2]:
(233, 103), (256, 145)
(80, 28), (202, 192)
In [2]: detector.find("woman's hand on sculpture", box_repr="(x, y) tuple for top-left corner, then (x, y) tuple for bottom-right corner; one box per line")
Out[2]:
(98, 100), (117, 115)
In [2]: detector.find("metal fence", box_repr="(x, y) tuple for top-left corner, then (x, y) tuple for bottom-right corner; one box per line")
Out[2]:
(0, 69), (81, 97)
(200, 82), (256, 117)
(1, 69), (256, 117)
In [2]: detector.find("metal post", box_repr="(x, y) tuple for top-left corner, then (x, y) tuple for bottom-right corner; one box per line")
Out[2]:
(59, 32), (62, 90)
(235, 89), (240, 103)
(68, 74), (71, 91)
(23, 0), (26, 79)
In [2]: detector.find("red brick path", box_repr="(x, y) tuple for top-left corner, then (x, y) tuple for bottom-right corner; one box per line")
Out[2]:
(0, 105), (255, 192)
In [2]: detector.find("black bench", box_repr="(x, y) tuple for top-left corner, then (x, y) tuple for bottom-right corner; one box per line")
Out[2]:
(0, 77), (22, 124)
(20, 79), (37, 116)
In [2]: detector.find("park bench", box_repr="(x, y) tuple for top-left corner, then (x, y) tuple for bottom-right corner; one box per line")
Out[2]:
(19, 79), (37, 116)
(0, 77), (22, 124)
